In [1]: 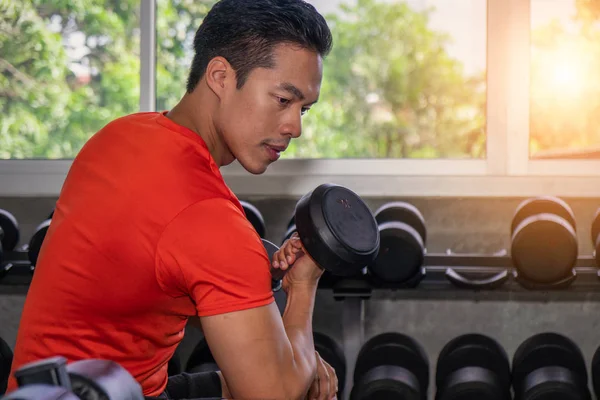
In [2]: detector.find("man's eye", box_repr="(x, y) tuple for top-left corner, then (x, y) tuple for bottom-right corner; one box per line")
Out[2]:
(301, 108), (310, 116)
(278, 97), (290, 105)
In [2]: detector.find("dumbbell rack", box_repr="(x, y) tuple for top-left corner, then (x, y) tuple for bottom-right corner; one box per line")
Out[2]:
(324, 252), (599, 400)
(3, 250), (600, 400)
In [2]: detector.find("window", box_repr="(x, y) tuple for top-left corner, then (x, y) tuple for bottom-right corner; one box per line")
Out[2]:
(0, 1), (141, 159)
(155, 0), (487, 159)
(529, 0), (600, 159)
(292, 0), (487, 159)
(155, 1), (215, 112)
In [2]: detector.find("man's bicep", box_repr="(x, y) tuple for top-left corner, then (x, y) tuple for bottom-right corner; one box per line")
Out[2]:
(200, 302), (294, 399)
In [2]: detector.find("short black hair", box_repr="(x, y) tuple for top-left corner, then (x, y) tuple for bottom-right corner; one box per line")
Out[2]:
(186, 0), (333, 92)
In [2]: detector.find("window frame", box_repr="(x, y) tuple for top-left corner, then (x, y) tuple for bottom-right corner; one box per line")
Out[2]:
(2, 0), (600, 198)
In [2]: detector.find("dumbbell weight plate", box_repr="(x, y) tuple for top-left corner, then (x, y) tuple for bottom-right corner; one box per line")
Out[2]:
(591, 344), (600, 397)
(314, 332), (346, 397)
(287, 215), (295, 231)
(28, 219), (52, 267)
(295, 184), (380, 276)
(241, 201), (266, 239)
(511, 196), (577, 235)
(0, 209), (20, 253)
(374, 202), (427, 245)
(436, 334), (510, 400)
(512, 332), (589, 399)
(592, 208), (600, 267)
(1, 336), (14, 394)
(511, 214), (578, 284)
(369, 221), (424, 284)
(352, 332), (429, 400)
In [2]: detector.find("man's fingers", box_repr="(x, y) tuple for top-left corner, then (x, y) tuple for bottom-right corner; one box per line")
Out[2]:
(325, 360), (338, 398)
(317, 355), (331, 400)
(307, 377), (319, 400)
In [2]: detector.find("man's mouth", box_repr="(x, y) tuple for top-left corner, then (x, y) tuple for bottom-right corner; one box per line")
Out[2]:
(265, 144), (286, 161)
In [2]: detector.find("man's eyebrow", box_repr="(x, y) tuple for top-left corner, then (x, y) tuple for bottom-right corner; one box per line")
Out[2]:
(278, 82), (305, 101)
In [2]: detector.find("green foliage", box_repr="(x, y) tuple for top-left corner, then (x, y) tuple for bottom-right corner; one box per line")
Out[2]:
(284, 0), (486, 159)
(0, 0), (140, 158)
(10, 0), (574, 160)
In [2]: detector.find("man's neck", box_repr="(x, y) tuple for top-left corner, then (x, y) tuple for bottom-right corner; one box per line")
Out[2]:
(166, 93), (225, 166)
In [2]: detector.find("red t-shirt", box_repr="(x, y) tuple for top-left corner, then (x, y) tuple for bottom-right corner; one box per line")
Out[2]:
(7, 112), (274, 396)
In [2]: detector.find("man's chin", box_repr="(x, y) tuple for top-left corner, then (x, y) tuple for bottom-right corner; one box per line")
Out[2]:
(239, 160), (270, 175)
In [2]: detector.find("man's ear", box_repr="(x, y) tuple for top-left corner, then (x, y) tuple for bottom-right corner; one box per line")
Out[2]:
(205, 56), (235, 99)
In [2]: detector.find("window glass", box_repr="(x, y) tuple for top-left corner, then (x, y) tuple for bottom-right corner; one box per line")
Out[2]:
(0, 1), (141, 159)
(530, 0), (600, 159)
(156, 0), (487, 159)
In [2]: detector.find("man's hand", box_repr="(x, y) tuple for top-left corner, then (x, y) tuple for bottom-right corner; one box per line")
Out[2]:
(272, 233), (323, 292)
(306, 351), (338, 400)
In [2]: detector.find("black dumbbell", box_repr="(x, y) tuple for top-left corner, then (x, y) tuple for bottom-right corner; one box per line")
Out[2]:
(313, 332), (347, 398)
(435, 333), (511, 400)
(0, 210), (20, 255)
(591, 343), (600, 398)
(591, 208), (600, 268)
(367, 202), (426, 287)
(351, 332), (429, 400)
(0, 210), (21, 282)
(0, 209), (20, 263)
(1, 336), (13, 395)
(282, 214), (296, 244)
(510, 196), (578, 286)
(512, 332), (590, 400)
(271, 183), (380, 281)
(28, 219), (52, 268)
(240, 201), (266, 239)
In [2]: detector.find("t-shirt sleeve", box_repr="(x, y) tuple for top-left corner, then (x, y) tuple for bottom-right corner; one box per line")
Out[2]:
(155, 197), (274, 317)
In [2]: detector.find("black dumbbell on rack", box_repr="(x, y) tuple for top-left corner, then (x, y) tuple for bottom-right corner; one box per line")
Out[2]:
(510, 196), (579, 289)
(28, 218), (52, 269)
(0, 209), (28, 283)
(591, 342), (600, 399)
(0, 208), (55, 283)
(512, 332), (590, 400)
(591, 208), (599, 268)
(0, 336), (13, 395)
(350, 332), (429, 400)
(366, 202), (427, 288)
(240, 201), (266, 239)
(0, 210), (20, 273)
(435, 333), (511, 400)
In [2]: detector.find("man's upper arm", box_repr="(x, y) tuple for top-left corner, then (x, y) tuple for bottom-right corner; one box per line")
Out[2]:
(156, 198), (302, 398)
(156, 197), (274, 315)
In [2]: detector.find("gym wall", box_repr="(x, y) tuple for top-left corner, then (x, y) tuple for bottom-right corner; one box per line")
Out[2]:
(1, 195), (600, 398)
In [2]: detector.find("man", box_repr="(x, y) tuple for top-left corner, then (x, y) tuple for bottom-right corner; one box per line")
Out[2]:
(8, 0), (338, 399)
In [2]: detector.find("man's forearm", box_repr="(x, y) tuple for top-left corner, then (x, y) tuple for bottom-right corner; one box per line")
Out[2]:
(280, 283), (319, 398)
